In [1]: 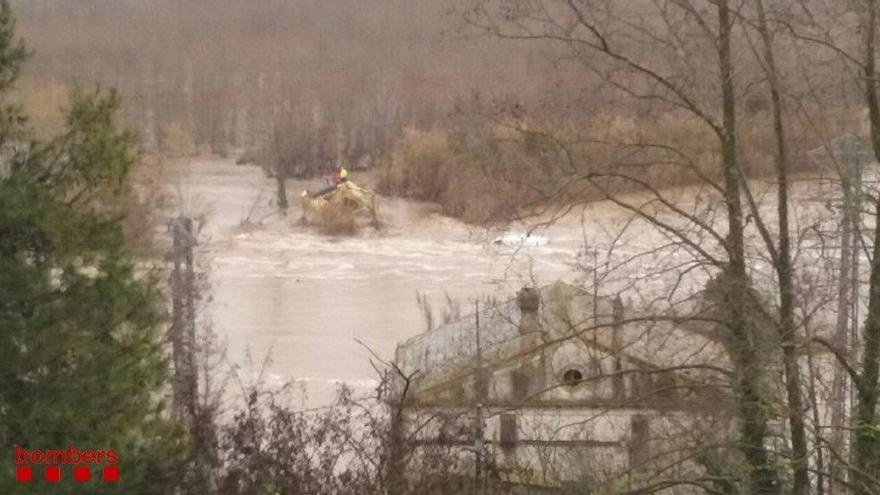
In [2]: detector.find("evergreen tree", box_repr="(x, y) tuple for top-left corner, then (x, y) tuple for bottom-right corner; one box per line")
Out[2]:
(0, 1), (184, 492)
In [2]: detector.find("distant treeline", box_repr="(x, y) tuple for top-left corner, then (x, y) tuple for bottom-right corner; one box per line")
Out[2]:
(13, 0), (571, 179)
(13, 1), (853, 227)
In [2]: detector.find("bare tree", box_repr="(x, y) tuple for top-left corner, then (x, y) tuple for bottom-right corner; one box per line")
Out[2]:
(748, 1), (810, 490)
(777, 2), (880, 492)
(460, 1), (793, 491)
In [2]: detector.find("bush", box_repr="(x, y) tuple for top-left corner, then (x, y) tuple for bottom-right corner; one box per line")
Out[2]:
(376, 128), (533, 224)
(160, 122), (197, 158)
(376, 109), (817, 226)
(23, 82), (69, 137)
(216, 383), (476, 495)
(124, 155), (175, 257)
(235, 148), (258, 165)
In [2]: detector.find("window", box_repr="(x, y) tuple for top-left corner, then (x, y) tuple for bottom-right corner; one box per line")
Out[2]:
(629, 415), (651, 467)
(499, 414), (517, 450)
(562, 368), (584, 386)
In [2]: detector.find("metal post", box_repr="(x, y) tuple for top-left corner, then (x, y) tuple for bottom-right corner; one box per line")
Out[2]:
(830, 139), (853, 493)
(850, 134), (862, 378)
(474, 301), (487, 494)
(848, 136), (863, 490)
(830, 135), (862, 493)
(170, 218), (185, 422)
(592, 248), (600, 344)
(170, 217), (198, 428)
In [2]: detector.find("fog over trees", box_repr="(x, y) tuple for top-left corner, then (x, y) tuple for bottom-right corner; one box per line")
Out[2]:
(13, 1), (567, 173)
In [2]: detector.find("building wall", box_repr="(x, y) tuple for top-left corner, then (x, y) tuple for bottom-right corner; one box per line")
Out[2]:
(402, 404), (714, 492)
(391, 282), (755, 492)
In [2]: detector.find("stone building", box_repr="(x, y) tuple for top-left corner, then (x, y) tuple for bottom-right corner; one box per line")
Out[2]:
(392, 281), (738, 492)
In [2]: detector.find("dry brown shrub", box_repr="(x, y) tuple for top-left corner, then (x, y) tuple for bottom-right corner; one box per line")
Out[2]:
(124, 154), (176, 257)
(159, 122), (197, 158)
(21, 82), (69, 137)
(376, 128), (528, 224)
(376, 128), (453, 202)
(376, 110), (807, 225)
(591, 110), (818, 191)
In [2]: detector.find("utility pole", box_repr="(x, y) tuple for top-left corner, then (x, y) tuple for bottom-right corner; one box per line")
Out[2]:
(830, 134), (863, 494)
(387, 369), (406, 495)
(171, 216), (213, 491)
(849, 134), (863, 388)
(847, 135), (863, 493)
(592, 247), (599, 344)
(170, 216), (198, 424)
(473, 301), (488, 495)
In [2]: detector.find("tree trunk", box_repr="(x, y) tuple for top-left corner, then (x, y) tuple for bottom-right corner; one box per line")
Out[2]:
(831, 137), (856, 494)
(719, 2), (780, 492)
(273, 126), (289, 215)
(854, 2), (880, 493)
(754, 1), (810, 492)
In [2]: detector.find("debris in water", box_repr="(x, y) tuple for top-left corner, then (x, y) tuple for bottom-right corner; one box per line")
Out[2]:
(492, 232), (549, 247)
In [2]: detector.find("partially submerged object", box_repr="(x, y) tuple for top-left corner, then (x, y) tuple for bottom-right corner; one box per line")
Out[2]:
(300, 180), (381, 229)
(492, 231), (549, 247)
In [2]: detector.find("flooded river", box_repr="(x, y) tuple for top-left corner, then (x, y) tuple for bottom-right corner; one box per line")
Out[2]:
(175, 158), (587, 405)
(171, 157), (845, 407)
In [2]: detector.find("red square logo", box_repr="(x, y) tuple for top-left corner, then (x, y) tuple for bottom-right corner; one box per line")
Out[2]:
(102, 465), (118, 483)
(15, 465), (31, 482)
(44, 465), (60, 483)
(73, 466), (90, 482)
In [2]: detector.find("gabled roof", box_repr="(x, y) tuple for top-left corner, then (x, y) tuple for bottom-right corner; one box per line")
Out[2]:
(394, 281), (730, 400)
(394, 287), (529, 388)
(395, 282), (611, 391)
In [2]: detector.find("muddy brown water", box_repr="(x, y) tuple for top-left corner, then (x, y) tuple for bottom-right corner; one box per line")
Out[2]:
(171, 158), (849, 407)
(171, 158), (588, 406)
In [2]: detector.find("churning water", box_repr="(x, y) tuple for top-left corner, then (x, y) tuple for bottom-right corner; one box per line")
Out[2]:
(173, 158), (584, 406)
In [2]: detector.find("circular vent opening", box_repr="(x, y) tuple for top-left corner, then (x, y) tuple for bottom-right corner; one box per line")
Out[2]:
(562, 368), (584, 386)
